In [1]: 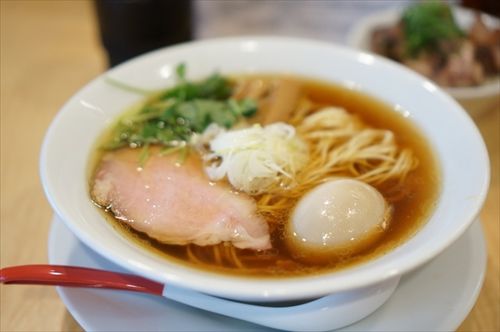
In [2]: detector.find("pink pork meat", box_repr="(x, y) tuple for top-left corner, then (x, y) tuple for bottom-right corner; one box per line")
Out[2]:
(91, 148), (271, 250)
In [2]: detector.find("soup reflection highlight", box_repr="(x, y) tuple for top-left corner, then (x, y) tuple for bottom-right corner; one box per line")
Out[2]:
(90, 71), (440, 277)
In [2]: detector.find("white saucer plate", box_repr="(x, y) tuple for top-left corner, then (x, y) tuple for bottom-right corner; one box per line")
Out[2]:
(48, 215), (486, 331)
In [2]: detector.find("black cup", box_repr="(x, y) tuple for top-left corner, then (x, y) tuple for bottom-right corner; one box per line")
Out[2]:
(94, 0), (192, 67)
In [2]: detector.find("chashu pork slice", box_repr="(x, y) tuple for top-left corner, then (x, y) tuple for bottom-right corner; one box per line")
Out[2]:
(91, 147), (271, 250)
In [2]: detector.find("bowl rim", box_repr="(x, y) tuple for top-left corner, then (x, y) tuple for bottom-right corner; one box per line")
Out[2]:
(40, 35), (490, 301)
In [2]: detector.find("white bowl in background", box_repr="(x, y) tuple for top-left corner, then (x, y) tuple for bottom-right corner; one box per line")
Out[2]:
(40, 37), (489, 307)
(347, 6), (500, 117)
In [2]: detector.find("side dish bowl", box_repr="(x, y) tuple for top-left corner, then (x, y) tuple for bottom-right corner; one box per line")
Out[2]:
(40, 36), (489, 302)
(347, 6), (500, 117)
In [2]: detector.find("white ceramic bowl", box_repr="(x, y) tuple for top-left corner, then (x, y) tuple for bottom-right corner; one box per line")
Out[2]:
(347, 6), (500, 117)
(40, 37), (489, 303)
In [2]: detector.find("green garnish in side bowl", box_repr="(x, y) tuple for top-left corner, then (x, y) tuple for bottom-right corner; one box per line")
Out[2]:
(402, 1), (464, 57)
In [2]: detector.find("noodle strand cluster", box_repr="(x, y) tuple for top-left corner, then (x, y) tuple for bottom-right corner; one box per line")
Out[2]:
(256, 105), (418, 226)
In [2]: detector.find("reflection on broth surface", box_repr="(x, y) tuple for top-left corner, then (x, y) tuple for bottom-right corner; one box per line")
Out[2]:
(90, 72), (440, 277)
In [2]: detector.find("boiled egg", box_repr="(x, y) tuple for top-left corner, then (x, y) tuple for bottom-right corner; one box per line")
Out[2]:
(286, 178), (391, 262)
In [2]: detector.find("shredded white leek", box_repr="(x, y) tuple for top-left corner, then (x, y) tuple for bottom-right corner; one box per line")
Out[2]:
(204, 123), (309, 195)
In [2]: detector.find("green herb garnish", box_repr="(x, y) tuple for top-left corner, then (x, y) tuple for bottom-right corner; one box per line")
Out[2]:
(402, 1), (464, 57)
(103, 64), (257, 151)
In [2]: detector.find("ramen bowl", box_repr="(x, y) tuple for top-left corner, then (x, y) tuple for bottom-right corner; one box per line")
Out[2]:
(40, 37), (489, 312)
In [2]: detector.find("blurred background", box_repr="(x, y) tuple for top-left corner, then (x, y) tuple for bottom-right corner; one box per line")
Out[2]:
(1, 1), (498, 331)
(93, 0), (424, 67)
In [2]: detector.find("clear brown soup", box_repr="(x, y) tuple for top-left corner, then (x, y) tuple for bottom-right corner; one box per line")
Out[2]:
(95, 75), (441, 278)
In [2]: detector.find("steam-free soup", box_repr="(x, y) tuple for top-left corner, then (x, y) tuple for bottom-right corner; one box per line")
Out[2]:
(90, 71), (440, 277)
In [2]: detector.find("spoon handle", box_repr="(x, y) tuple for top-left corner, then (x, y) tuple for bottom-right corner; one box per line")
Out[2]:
(0, 264), (164, 296)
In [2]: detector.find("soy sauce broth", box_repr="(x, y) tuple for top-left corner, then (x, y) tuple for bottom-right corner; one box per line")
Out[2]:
(92, 75), (441, 278)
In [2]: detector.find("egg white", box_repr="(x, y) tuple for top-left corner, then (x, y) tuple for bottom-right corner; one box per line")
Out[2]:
(286, 178), (391, 262)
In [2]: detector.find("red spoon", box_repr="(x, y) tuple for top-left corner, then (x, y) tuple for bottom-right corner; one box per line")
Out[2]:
(0, 264), (163, 295)
(0, 264), (395, 331)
